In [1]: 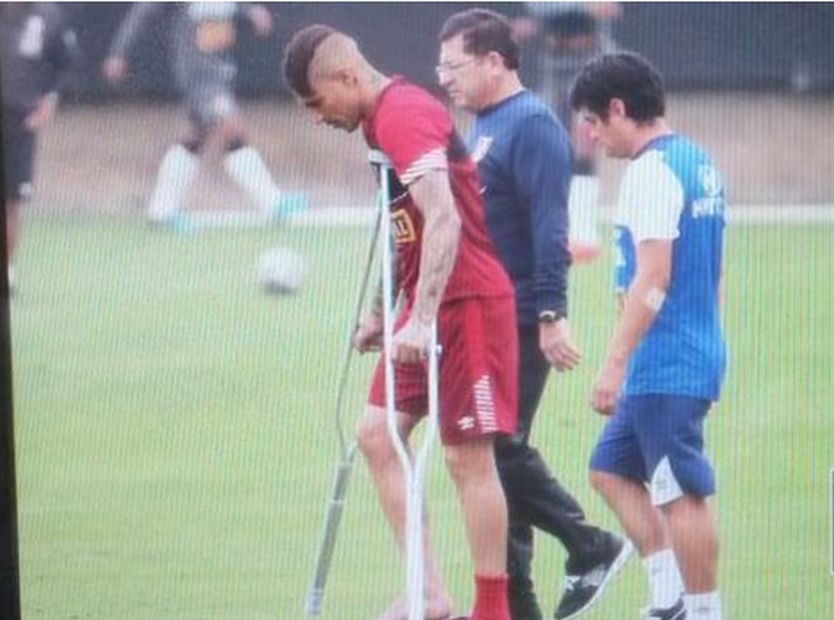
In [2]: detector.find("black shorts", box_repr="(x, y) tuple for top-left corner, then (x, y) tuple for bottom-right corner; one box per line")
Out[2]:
(1, 108), (36, 202)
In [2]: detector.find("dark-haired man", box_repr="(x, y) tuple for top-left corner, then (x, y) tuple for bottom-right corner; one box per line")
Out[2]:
(284, 24), (519, 620)
(572, 51), (726, 620)
(438, 9), (631, 620)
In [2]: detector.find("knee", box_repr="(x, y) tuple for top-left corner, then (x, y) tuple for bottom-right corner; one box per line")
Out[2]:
(181, 134), (206, 154)
(218, 118), (247, 151)
(589, 469), (619, 498)
(445, 439), (494, 486)
(443, 447), (462, 483)
(356, 408), (394, 464)
(222, 135), (247, 152)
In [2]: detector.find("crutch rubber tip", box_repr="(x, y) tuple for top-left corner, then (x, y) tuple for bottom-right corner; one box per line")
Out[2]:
(304, 589), (323, 616)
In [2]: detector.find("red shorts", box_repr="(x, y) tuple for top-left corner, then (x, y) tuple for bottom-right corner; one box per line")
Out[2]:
(367, 295), (518, 445)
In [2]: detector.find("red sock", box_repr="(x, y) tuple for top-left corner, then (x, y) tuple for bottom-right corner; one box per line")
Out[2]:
(471, 573), (510, 620)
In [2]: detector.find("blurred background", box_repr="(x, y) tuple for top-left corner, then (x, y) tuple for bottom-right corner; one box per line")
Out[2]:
(5, 4), (834, 619)
(33, 2), (834, 211)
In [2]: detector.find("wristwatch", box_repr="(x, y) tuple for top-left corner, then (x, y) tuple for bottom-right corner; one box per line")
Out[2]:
(538, 310), (564, 324)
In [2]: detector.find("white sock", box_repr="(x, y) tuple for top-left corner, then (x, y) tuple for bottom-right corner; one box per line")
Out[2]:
(568, 174), (600, 247)
(686, 591), (722, 619)
(644, 549), (684, 609)
(223, 146), (281, 214)
(147, 144), (198, 221)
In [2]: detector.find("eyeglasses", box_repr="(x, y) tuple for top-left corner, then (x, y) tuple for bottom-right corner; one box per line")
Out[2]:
(434, 57), (478, 77)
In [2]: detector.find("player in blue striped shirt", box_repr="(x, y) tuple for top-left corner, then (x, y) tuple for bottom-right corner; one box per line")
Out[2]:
(572, 52), (726, 620)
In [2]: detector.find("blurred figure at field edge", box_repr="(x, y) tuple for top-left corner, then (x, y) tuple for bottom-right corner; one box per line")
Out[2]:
(1, 2), (81, 291)
(103, 2), (307, 232)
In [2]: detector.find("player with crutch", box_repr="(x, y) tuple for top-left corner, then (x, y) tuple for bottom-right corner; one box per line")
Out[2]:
(284, 25), (520, 620)
(304, 151), (441, 620)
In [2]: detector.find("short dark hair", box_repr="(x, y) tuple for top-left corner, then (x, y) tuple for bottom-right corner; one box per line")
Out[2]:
(283, 24), (338, 98)
(570, 52), (666, 122)
(439, 9), (520, 71)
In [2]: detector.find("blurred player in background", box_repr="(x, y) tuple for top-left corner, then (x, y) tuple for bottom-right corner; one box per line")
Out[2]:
(438, 10), (632, 620)
(284, 24), (520, 620)
(1, 2), (80, 291)
(102, 2), (307, 231)
(513, 2), (622, 262)
(573, 52), (726, 620)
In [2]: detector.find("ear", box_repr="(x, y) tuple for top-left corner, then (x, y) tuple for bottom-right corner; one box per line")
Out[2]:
(487, 51), (505, 73)
(334, 66), (358, 88)
(608, 98), (627, 119)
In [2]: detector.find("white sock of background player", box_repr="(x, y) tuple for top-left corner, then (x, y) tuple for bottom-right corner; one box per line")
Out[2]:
(223, 145), (283, 215)
(146, 144), (198, 222)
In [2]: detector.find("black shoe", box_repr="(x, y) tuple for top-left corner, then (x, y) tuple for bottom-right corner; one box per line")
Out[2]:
(643, 597), (686, 619)
(508, 581), (543, 620)
(554, 536), (634, 619)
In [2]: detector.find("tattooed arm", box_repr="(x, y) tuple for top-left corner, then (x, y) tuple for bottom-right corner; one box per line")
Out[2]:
(390, 169), (460, 363)
(410, 169), (461, 324)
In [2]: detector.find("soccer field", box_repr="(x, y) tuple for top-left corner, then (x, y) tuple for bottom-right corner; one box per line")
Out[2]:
(10, 214), (834, 619)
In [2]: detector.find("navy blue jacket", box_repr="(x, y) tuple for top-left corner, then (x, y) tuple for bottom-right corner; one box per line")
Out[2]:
(468, 90), (572, 325)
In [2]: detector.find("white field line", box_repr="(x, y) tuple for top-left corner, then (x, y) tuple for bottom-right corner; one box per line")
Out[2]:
(188, 204), (834, 229)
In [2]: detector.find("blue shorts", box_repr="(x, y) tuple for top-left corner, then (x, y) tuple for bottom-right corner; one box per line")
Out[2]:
(590, 394), (715, 505)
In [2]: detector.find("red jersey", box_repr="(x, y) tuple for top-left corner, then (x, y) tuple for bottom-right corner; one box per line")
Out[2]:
(362, 77), (513, 304)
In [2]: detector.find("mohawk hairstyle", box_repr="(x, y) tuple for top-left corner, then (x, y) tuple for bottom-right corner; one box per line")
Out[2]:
(283, 24), (338, 98)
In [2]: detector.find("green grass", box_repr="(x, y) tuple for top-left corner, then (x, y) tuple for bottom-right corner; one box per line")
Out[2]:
(11, 214), (834, 618)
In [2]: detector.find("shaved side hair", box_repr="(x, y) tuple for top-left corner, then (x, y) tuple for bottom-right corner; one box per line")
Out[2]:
(282, 24), (337, 97)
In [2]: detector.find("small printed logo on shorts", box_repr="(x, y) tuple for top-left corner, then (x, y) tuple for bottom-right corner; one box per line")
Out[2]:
(458, 415), (475, 431)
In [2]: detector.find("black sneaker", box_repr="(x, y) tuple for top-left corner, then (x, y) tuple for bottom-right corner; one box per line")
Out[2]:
(554, 536), (634, 619)
(643, 597), (686, 619)
(508, 582), (543, 620)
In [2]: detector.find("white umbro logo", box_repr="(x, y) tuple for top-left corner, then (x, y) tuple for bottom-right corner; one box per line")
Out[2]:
(458, 416), (475, 431)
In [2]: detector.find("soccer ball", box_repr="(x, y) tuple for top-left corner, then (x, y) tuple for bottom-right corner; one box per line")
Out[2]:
(257, 247), (306, 295)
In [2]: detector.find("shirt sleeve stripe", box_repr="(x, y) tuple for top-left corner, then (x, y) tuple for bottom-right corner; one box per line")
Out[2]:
(399, 148), (448, 185)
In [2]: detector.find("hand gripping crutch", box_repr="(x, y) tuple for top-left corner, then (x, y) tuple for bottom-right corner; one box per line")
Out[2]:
(304, 198), (383, 616)
(370, 149), (441, 620)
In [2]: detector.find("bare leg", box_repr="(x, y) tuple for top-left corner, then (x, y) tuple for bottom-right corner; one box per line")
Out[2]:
(444, 437), (508, 574)
(589, 470), (667, 557)
(357, 405), (453, 620)
(661, 496), (718, 593)
(445, 437), (511, 620)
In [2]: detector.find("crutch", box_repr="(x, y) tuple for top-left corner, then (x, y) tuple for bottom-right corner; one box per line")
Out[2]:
(304, 199), (383, 617)
(370, 149), (441, 620)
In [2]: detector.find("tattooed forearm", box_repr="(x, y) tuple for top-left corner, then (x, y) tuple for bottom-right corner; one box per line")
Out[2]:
(408, 170), (461, 325)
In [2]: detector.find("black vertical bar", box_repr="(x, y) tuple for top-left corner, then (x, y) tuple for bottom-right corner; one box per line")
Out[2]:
(0, 65), (22, 619)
